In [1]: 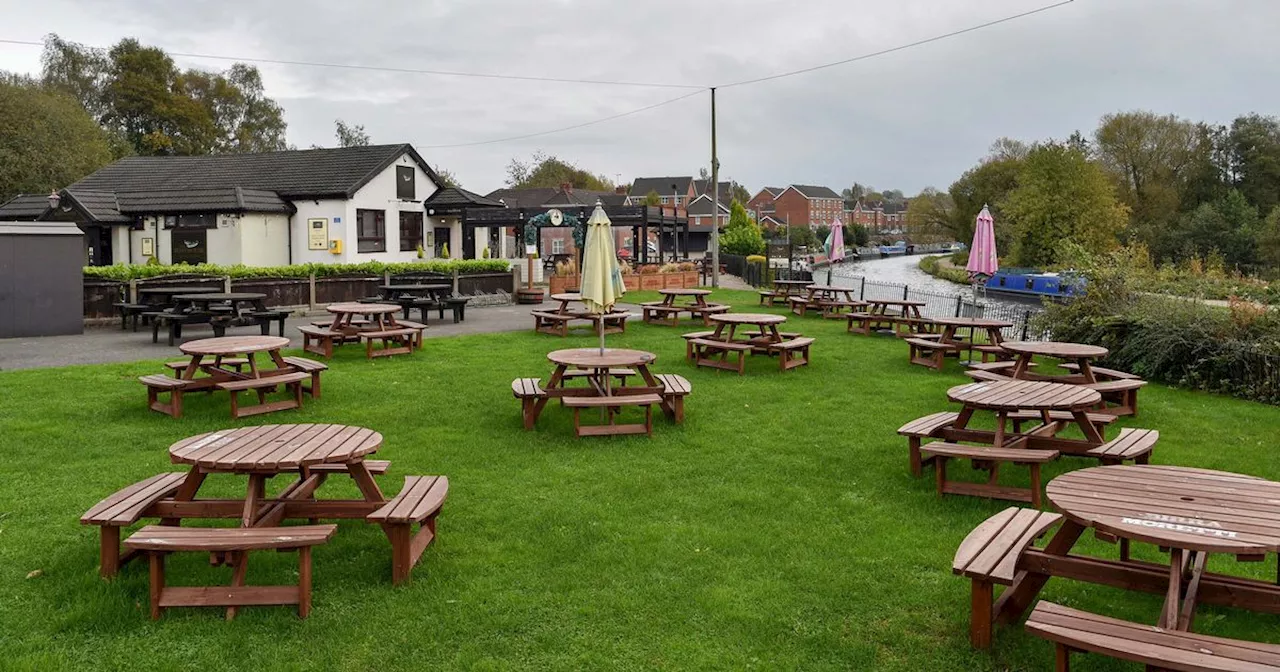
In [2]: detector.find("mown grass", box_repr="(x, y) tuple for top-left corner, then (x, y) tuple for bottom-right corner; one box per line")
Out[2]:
(1, 289), (1277, 671)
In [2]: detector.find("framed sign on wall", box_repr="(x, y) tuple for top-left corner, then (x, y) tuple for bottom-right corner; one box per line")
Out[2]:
(141, 237), (154, 257)
(307, 218), (329, 250)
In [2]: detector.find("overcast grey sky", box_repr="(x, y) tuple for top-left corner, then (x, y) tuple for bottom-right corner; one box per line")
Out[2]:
(1, 0), (1277, 196)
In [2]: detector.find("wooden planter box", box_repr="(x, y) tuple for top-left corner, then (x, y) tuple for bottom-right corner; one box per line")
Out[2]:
(549, 274), (580, 295)
(683, 271), (699, 287)
(620, 274), (640, 291)
(638, 274), (664, 291)
(663, 273), (684, 289)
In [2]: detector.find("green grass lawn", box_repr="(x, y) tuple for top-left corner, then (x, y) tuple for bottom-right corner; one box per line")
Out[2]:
(1, 289), (1278, 671)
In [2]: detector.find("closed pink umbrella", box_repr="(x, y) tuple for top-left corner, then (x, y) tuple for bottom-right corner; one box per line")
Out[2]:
(966, 205), (998, 279)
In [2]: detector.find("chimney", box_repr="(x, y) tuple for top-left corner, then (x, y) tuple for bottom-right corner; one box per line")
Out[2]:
(615, 185), (627, 195)
(560, 182), (572, 193)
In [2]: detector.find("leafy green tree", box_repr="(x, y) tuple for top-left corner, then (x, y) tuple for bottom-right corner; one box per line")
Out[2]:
(0, 74), (113, 202)
(841, 183), (868, 201)
(729, 181), (751, 204)
(845, 223), (870, 247)
(643, 190), (661, 206)
(1258, 207), (1280, 270)
(434, 167), (459, 188)
(814, 224), (831, 242)
(1178, 190), (1259, 269)
(334, 119), (370, 147)
(505, 151), (613, 191)
(1002, 142), (1129, 267)
(905, 187), (954, 242)
(720, 200), (764, 256)
(787, 224), (819, 249)
(1227, 114), (1280, 215)
(948, 154), (1023, 247)
(40, 34), (287, 156)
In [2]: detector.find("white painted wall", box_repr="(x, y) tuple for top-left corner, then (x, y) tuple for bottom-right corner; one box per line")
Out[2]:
(340, 152), (439, 263)
(206, 219), (240, 264)
(240, 213), (289, 266)
(290, 198), (349, 265)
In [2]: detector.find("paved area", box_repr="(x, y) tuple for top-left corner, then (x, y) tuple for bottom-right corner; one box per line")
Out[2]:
(0, 299), (642, 371)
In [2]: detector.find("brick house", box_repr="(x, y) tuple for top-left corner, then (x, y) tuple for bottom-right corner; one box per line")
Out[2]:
(771, 185), (844, 229)
(844, 199), (909, 235)
(748, 187), (783, 219)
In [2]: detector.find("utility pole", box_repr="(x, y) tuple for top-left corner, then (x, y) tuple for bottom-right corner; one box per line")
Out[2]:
(709, 87), (720, 287)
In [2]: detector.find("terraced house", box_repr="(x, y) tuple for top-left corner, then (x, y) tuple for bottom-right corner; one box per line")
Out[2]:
(0, 144), (457, 267)
(771, 184), (844, 228)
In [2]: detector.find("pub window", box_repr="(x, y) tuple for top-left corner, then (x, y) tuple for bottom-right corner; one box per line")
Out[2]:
(399, 211), (423, 252)
(356, 209), (386, 253)
(551, 238), (565, 254)
(396, 165), (415, 200)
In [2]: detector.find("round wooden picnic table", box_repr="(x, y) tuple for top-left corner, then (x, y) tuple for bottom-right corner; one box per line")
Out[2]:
(709, 313), (786, 326)
(659, 288), (711, 296)
(946, 379), (1103, 449)
(866, 299), (927, 308)
(180, 335), (290, 356)
(926, 316), (1014, 351)
(1002, 340), (1108, 383)
(326, 302), (401, 332)
(929, 316), (1013, 329)
(326, 302), (400, 315)
(1047, 465), (1280, 555)
(997, 464), (1280, 635)
(171, 423), (383, 472)
(709, 312), (788, 344)
(772, 279), (812, 285)
(548, 348), (656, 368)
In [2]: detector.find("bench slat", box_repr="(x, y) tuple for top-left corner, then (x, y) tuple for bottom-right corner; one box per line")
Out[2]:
(1026, 601), (1280, 670)
(81, 472), (188, 525)
(563, 394), (663, 408)
(216, 371), (310, 392)
(954, 507), (1062, 583)
(897, 412), (960, 437)
(124, 524), (337, 551)
(1088, 428), (1159, 459)
(690, 338), (753, 351)
(925, 442), (1060, 463)
(654, 373), (692, 395)
(367, 475), (449, 523)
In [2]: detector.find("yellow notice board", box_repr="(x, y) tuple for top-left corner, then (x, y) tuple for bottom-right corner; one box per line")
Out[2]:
(307, 218), (329, 250)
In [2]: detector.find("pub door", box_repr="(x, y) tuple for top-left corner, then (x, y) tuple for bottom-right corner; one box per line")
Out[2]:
(462, 226), (476, 260)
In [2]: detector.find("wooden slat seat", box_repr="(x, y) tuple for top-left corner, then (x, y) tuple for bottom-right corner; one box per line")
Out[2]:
(927, 442), (1060, 508)
(758, 289), (778, 305)
(298, 324), (343, 358)
(1060, 363), (1141, 380)
(971, 344), (1010, 362)
(308, 459), (390, 475)
(952, 507), (1063, 648)
(965, 369), (1015, 383)
(654, 373), (692, 423)
(690, 338), (753, 375)
(768, 337), (814, 371)
(682, 331), (716, 359)
(81, 472), (188, 577)
(388, 320), (426, 348)
(511, 377), (545, 429)
(359, 328), (416, 359)
(897, 411), (960, 477)
(165, 358), (248, 375)
(562, 394), (662, 437)
(1083, 378), (1148, 417)
(968, 360), (1021, 372)
(282, 356), (327, 399)
(1008, 409), (1116, 432)
(139, 374), (189, 418)
(215, 371), (310, 419)
(367, 475), (449, 584)
(1025, 601), (1280, 671)
(563, 368), (635, 381)
(1086, 427), (1158, 465)
(532, 310), (576, 336)
(124, 524), (336, 620)
(906, 337), (958, 371)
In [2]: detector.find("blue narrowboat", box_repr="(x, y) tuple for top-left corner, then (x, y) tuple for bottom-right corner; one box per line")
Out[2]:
(983, 268), (1084, 300)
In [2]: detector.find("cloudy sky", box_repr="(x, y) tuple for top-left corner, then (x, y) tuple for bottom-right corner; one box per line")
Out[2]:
(1, 0), (1277, 196)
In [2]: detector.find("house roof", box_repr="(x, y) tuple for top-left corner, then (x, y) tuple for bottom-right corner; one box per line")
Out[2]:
(424, 186), (504, 210)
(629, 176), (693, 198)
(685, 194), (730, 216)
(882, 201), (907, 215)
(115, 187), (294, 215)
(69, 143), (441, 200)
(759, 214), (786, 228)
(63, 189), (131, 223)
(789, 184), (842, 200)
(484, 186), (616, 209)
(0, 194), (54, 220)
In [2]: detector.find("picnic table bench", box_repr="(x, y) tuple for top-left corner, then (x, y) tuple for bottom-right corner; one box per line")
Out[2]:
(533, 293), (630, 336)
(302, 303), (423, 359)
(955, 466), (1280, 667)
(1000, 342), (1148, 416)
(758, 278), (811, 306)
(641, 289), (728, 326)
(140, 336), (320, 419)
(82, 424), (450, 607)
(114, 286), (221, 331)
(907, 316), (1013, 370)
(691, 313), (811, 375)
(847, 299), (927, 336)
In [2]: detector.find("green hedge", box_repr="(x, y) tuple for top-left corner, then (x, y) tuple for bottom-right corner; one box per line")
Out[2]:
(917, 255), (970, 285)
(84, 260), (511, 282)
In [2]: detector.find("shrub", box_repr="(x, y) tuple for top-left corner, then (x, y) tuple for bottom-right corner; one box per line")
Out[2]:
(745, 254), (766, 264)
(637, 264), (660, 275)
(918, 255), (970, 285)
(658, 263), (680, 273)
(676, 261), (696, 271)
(83, 259), (511, 282)
(554, 258), (578, 277)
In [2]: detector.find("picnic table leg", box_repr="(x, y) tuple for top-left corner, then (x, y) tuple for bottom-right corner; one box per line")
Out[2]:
(993, 412), (1007, 448)
(1011, 354), (1032, 379)
(225, 551), (250, 620)
(994, 519), (1086, 625)
(241, 474), (267, 527)
(347, 460), (385, 503)
(531, 365), (567, 419)
(1176, 551), (1207, 631)
(1077, 358), (1098, 384)
(1159, 548), (1186, 629)
(181, 354), (204, 380)
(1070, 410), (1105, 446)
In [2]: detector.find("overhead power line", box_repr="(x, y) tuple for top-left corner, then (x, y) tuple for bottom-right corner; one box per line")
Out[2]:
(717, 0), (1075, 89)
(420, 89), (706, 149)
(0, 37), (703, 90)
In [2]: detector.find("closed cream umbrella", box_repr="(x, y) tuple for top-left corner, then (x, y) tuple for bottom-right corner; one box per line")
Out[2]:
(579, 202), (626, 355)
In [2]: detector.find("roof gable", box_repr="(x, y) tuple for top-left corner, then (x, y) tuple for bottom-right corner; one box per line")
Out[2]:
(629, 176), (693, 198)
(685, 194), (730, 215)
(790, 184), (842, 200)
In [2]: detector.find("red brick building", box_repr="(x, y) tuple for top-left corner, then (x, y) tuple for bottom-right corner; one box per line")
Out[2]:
(772, 185), (844, 229)
(747, 186), (782, 219)
(844, 199), (909, 234)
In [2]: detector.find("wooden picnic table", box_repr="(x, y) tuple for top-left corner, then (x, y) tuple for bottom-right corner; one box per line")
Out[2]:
(176, 335), (291, 382)
(326, 301), (401, 332)
(995, 465), (1280, 634)
(944, 380), (1104, 452)
(378, 283), (451, 301)
(1002, 341), (1109, 383)
(642, 288), (725, 326)
(549, 292), (584, 315)
(138, 286), (221, 304)
(173, 292), (268, 314)
(928, 316), (1012, 348)
(788, 284), (866, 318)
(534, 348), (668, 436)
(849, 298), (927, 335)
(708, 312), (787, 345)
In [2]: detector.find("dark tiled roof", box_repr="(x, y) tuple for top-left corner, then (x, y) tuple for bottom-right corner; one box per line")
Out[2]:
(763, 186), (783, 197)
(64, 189), (130, 222)
(424, 186), (504, 209)
(844, 199), (858, 210)
(597, 193), (628, 206)
(485, 186), (615, 209)
(791, 184), (842, 200)
(116, 187), (293, 214)
(685, 195), (729, 216)
(882, 201), (907, 215)
(0, 194), (52, 220)
(629, 176), (692, 199)
(69, 144), (439, 200)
